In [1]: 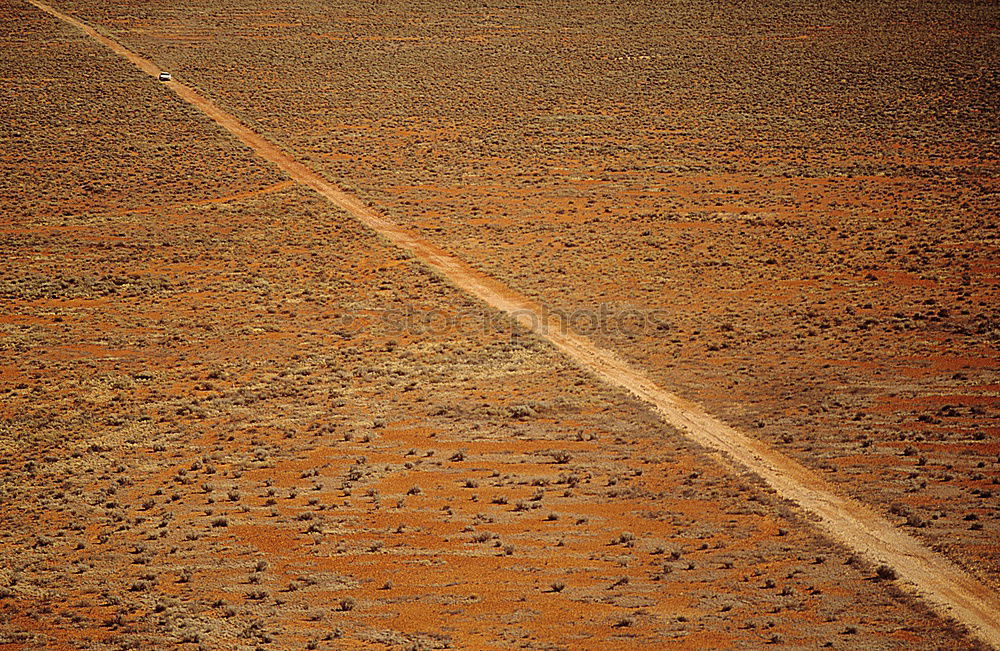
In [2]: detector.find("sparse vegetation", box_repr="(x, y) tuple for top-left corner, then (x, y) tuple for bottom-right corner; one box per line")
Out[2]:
(0, 1), (992, 648)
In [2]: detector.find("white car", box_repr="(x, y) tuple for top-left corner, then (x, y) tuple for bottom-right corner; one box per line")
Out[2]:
(158, 72), (172, 82)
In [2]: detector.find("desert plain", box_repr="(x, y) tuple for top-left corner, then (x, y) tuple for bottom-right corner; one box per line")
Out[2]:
(1, 0), (998, 648)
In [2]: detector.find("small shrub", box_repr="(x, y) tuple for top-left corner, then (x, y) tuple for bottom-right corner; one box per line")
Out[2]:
(509, 404), (536, 419)
(875, 565), (897, 581)
(615, 531), (635, 546)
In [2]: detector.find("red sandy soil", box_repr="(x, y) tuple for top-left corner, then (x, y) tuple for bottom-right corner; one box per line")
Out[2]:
(1, 0), (997, 649)
(58, 0), (998, 586)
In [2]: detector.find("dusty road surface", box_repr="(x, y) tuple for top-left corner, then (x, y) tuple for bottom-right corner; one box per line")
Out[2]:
(5, 0), (1000, 647)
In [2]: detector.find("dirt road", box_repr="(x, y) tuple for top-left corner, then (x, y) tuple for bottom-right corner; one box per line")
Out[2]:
(26, 0), (1000, 645)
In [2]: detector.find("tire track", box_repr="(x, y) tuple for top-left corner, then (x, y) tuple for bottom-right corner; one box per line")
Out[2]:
(26, 0), (1000, 645)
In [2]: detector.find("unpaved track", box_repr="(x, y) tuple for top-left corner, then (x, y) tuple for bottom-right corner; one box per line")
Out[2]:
(27, 0), (1000, 645)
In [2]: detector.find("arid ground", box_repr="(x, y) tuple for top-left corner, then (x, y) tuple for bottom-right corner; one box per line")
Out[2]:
(1, 0), (997, 648)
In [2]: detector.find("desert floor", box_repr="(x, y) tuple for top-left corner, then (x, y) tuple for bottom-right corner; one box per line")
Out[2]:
(1, 0), (997, 648)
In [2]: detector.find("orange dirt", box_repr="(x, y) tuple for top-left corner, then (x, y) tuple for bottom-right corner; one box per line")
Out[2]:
(2, 0), (997, 649)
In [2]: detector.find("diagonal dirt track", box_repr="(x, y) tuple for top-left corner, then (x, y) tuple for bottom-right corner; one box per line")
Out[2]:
(26, 0), (1000, 645)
